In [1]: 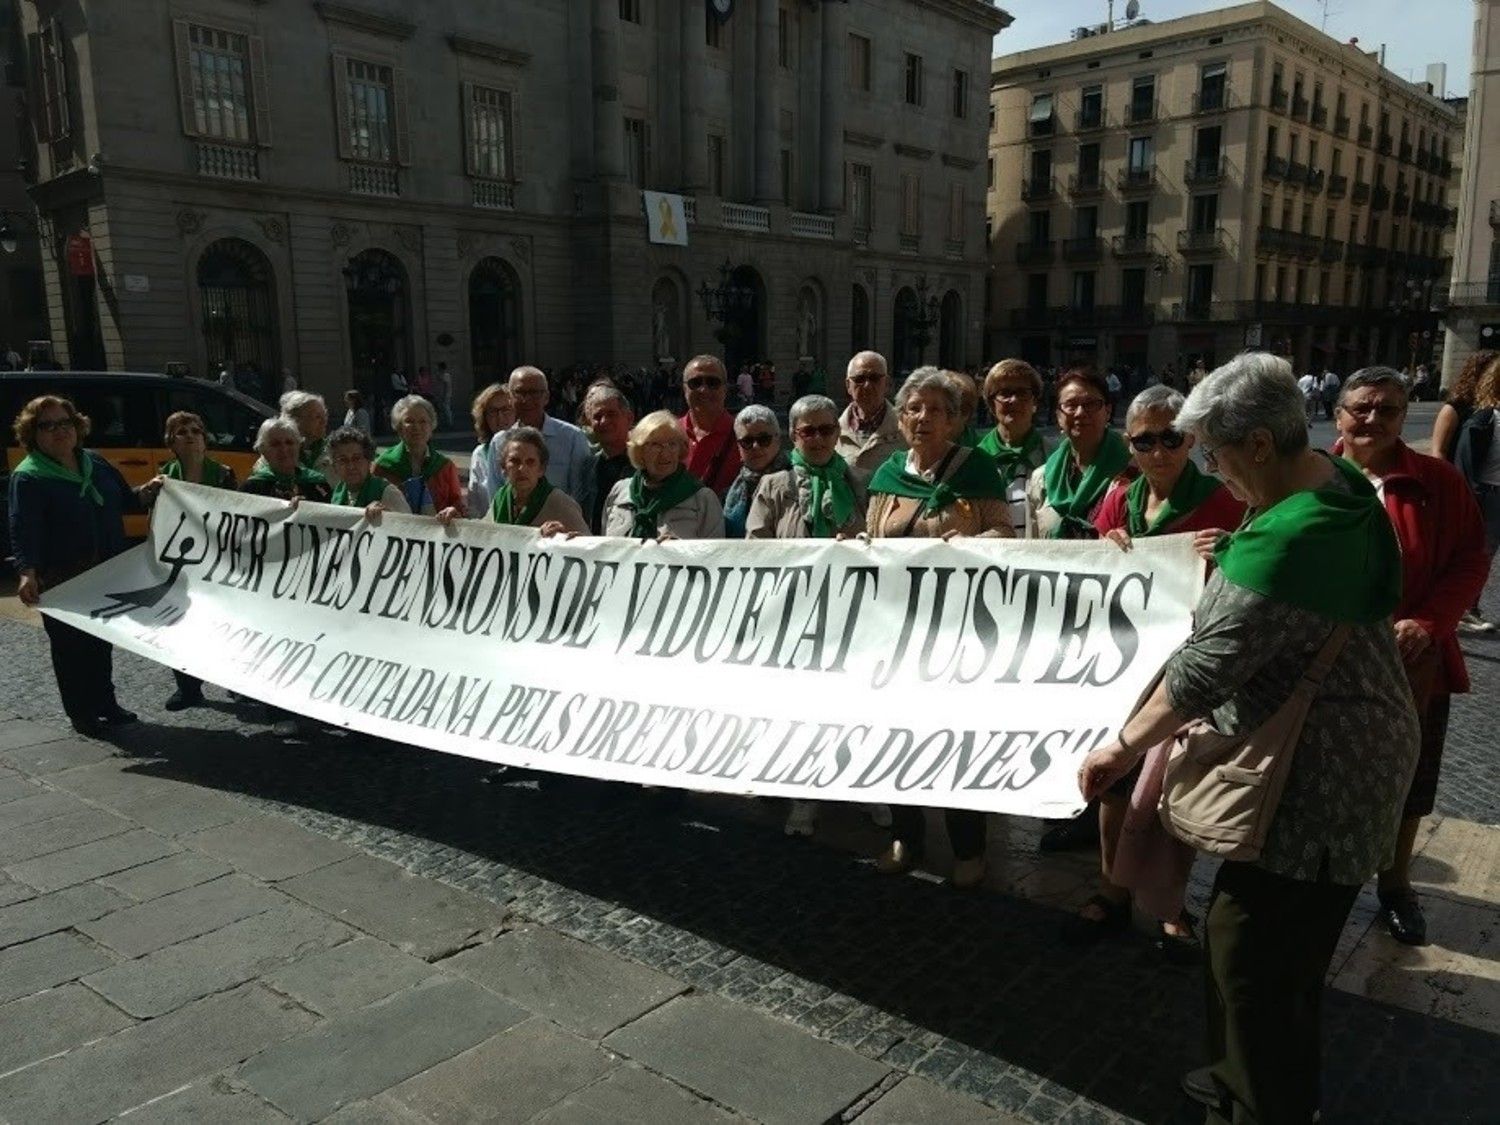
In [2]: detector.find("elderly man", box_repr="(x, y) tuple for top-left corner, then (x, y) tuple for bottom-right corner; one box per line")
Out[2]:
(837, 351), (906, 487)
(486, 365), (595, 515)
(584, 383), (636, 533)
(678, 354), (741, 497)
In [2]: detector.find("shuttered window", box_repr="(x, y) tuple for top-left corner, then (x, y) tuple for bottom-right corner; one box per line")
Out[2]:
(172, 21), (270, 145)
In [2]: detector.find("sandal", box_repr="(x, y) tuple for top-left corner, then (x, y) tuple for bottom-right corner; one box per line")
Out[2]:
(1157, 910), (1200, 965)
(1066, 893), (1132, 943)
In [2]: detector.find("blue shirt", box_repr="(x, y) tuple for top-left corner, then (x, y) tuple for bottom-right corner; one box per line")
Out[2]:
(8, 451), (133, 579)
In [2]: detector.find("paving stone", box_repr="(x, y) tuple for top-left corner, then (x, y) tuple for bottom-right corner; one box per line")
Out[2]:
(0, 736), (117, 774)
(385, 1017), (617, 1124)
(0, 877), (35, 909)
(185, 816), (357, 881)
(78, 874), (286, 959)
(48, 761), (254, 836)
(443, 924), (688, 1039)
(0, 984), (135, 1077)
(4, 828), (178, 893)
(264, 935), (441, 1017)
(81, 905), (353, 1018)
(0, 776), (40, 805)
(99, 850), (234, 902)
(0, 789), (84, 833)
(321, 1095), (430, 1124)
(0, 983), (316, 1123)
(0, 807), (135, 864)
(0, 931), (115, 1004)
(279, 854), (507, 960)
(856, 1075), (1021, 1124)
(237, 976), (529, 1121)
(0, 882), (128, 949)
(115, 1076), (292, 1123)
(0, 719), (67, 753)
(529, 1063), (747, 1125)
(605, 993), (889, 1125)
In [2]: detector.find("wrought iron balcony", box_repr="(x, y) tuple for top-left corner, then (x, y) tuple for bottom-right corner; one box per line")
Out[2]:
(1311, 105), (1328, 129)
(1117, 165), (1157, 192)
(1291, 94), (1309, 120)
(1378, 132), (1393, 155)
(1269, 86), (1288, 113)
(1067, 171), (1105, 197)
(1111, 233), (1158, 259)
(1327, 174), (1348, 199)
(1415, 150), (1431, 171)
(1334, 114), (1350, 137)
(1264, 155), (1289, 181)
(1184, 155), (1227, 186)
(1371, 185), (1390, 211)
(1351, 181), (1371, 205)
(1192, 87), (1230, 114)
(1286, 160), (1308, 186)
(1320, 238), (1344, 264)
(1398, 141), (1413, 164)
(1126, 99), (1157, 125)
(1062, 236), (1104, 262)
(1177, 227), (1229, 255)
(1357, 123), (1373, 147)
(1393, 192), (1411, 216)
(1257, 225), (1294, 255)
(1021, 175), (1057, 201)
(1015, 239), (1056, 265)
(1029, 113), (1056, 138)
(1075, 107), (1106, 132)
(1305, 168), (1325, 194)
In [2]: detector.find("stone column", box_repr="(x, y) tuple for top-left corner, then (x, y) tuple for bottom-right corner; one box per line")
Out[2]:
(819, 0), (847, 213)
(680, 0), (707, 192)
(753, 0), (779, 203)
(591, 0), (625, 182)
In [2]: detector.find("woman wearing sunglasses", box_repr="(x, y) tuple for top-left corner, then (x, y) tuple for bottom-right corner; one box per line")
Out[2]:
(1025, 367), (1134, 540)
(722, 406), (788, 538)
(1073, 385), (1244, 950)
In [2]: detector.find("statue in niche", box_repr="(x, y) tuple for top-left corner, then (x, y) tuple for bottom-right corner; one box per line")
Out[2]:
(797, 291), (818, 359)
(653, 296), (673, 359)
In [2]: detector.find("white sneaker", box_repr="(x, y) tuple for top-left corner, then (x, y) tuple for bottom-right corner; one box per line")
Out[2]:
(784, 801), (817, 837)
(866, 803), (893, 828)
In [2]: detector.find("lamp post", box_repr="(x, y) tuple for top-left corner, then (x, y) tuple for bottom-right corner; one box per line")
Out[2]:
(0, 210), (33, 255)
(905, 275), (941, 363)
(696, 258), (755, 351)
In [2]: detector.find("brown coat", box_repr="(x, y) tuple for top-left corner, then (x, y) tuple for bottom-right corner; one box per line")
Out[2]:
(744, 467), (867, 539)
(867, 447), (1014, 539)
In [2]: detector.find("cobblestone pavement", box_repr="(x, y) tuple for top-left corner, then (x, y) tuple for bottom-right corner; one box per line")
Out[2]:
(0, 569), (1497, 1124)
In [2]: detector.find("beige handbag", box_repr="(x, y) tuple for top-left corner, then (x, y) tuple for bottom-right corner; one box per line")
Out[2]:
(1158, 624), (1351, 861)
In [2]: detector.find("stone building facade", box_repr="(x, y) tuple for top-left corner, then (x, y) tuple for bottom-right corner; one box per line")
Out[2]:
(986, 1), (1460, 377)
(12, 0), (1008, 405)
(0, 1), (48, 357)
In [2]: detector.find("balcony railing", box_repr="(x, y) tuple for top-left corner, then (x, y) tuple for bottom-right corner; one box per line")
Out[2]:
(1264, 155), (1289, 181)
(1415, 150), (1431, 171)
(1111, 233), (1158, 259)
(1305, 168), (1325, 194)
(1446, 280), (1500, 306)
(1126, 99), (1157, 124)
(1398, 141), (1413, 164)
(1192, 87), (1231, 114)
(722, 202), (771, 232)
(1371, 185), (1390, 211)
(1062, 236), (1104, 262)
(1029, 114), (1056, 138)
(1327, 173), (1348, 199)
(1286, 160), (1308, 186)
(1184, 155), (1227, 185)
(1021, 175), (1058, 201)
(1015, 239), (1056, 265)
(944, 237), (964, 258)
(1176, 227), (1229, 255)
(1311, 104), (1327, 128)
(1378, 132), (1393, 154)
(1392, 192), (1411, 216)
(1075, 107), (1106, 132)
(1334, 114), (1350, 137)
(1118, 165), (1157, 192)
(1067, 171), (1104, 197)
(1358, 123), (1374, 147)
(349, 162), (399, 196)
(196, 142), (260, 182)
(790, 211), (835, 239)
(1269, 86), (1288, 113)
(471, 179), (515, 210)
(1351, 181), (1371, 205)
(1320, 238), (1344, 263)
(899, 233), (921, 253)
(1290, 94), (1309, 120)
(1439, 159), (1454, 179)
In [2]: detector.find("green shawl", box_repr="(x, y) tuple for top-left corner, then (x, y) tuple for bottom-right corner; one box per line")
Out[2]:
(13, 450), (103, 506)
(627, 468), (703, 537)
(331, 474), (389, 508)
(976, 426), (1045, 483)
(246, 463), (328, 494)
(1213, 455), (1403, 624)
(867, 447), (1008, 514)
(1125, 460), (1220, 537)
(492, 478), (554, 526)
(1040, 430), (1131, 538)
(789, 450), (855, 538)
(373, 442), (447, 481)
(162, 458), (232, 489)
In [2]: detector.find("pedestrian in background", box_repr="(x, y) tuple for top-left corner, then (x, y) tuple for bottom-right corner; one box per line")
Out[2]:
(342, 390), (371, 436)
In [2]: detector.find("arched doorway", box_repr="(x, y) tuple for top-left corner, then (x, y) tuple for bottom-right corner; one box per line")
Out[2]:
(198, 238), (278, 391)
(722, 265), (765, 376)
(469, 258), (522, 383)
(345, 248), (410, 401)
(938, 290), (963, 369)
(893, 287), (919, 375)
(851, 285), (870, 354)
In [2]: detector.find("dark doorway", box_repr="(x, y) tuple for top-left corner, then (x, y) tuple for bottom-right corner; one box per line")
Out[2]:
(345, 249), (410, 405)
(469, 258), (522, 384)
(893, 287), (919, 375)
(851, 285), (871, 355)
(198, 238), (278, 390)
(938, 290), (963, 369)
(723, 265), (764, 376)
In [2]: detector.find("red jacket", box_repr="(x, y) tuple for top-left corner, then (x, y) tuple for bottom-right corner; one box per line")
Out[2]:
(1334, 440), (1492, 694)
(679, 410), (741, 498)
(1093, 476), (1245, 537)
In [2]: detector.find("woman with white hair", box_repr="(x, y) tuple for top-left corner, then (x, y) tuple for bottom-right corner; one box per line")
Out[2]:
(490, 426), (590, 535)
(722, 405), (789, 538)
(374, 395), (463, 517)
(241, 417), (332, 503)
(278, 390), (332, 477)
(601, 410), (724, 539)
(1078, 352), (1418, 1125)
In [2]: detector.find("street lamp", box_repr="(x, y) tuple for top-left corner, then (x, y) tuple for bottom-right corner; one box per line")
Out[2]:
(696, 259), (754, 347)
(905, 275), (941, 361)
(0, 210), (28, 255)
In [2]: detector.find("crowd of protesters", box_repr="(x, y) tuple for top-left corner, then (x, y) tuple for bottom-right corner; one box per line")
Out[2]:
(9, 344), (1500, 1125)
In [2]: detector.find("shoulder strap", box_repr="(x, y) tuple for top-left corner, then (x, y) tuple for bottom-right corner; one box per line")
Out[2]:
(1301, 623), (1352, 689)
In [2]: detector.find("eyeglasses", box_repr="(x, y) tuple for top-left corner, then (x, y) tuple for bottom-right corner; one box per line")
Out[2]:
(795, 424), (840, 440)
(847, 374), (884, 387)
(1339, 402), (1405, 421)
(737, 433), (776, 450)
(989, 387), (1034, 402)
(510, 387), (546, 399)
(686, 378), (724, 391)
(483, 404), (510, 416)
(1128, 429), (1187, 452)
(1058, 398), (1106, 415)
(1201, 441), (1229, 472)
(35, 418), (77, 433)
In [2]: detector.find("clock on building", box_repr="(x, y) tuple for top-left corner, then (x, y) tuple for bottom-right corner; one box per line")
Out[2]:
(708, 0), (734, 22)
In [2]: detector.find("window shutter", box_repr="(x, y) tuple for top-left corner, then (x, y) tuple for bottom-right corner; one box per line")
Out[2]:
(248, 35), (271, 147)
(461, 81), (476, 175)
(50, 20), (71, 140)
(173, 21), (199, 138)
(508, 89), (522, 181)
(332, 55), (352, 159)
(392, 66), (411, 166)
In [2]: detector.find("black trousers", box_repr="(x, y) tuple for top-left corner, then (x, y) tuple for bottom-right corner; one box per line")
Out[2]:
(1205, 860), (1360, 1125)
(172, 670), (203, 696)
(890, 806), (987, 862)
(42, 617), (116, 722)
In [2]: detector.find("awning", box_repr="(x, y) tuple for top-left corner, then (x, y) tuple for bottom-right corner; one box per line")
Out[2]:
(1029, 94), (1054, 123)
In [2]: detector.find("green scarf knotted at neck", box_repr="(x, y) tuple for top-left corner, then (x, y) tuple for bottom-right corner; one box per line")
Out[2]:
(789, 450), (855, 537)
(1040, 430), (1131, 538)
(162, 458), (232, 489)
(492, 478), (554, 526)
(246, 462), (327, 493)
(1125, 460), (1221, 537)
(14, 449), (104, 506)
(976, 426), (1045, 483)
(373, 441), (446, 481)
(1213, 454), (1402, 624)
(627, 468), (703, 537)
(331, 474), (389, 508)
(867, 447), (1008, 515)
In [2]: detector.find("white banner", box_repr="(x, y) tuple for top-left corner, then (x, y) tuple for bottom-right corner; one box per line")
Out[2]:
(40, 482), (1205, 818)
(642, 191), (690, 246)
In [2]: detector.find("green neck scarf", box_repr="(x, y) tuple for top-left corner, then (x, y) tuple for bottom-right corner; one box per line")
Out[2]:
(247, 462), (326, 493)
(1125, 460), (1221, 537)
(958, 424), (984, 449)
(867, 447), (1008, 515)
(977, 426), (1044, 483)
(790, 450), (855, 538)
(163, 458), (231, 489)
(301, 438), (327, 470)
(492, 478), (554, 526)
(14, 449), (103, 506)
(331, 474), (389, 508)
(373, 441), (445, 481)
(1040, 430), (1131, 538)
(627, 468), (703, 537)
(1214, 455), (1403, 624)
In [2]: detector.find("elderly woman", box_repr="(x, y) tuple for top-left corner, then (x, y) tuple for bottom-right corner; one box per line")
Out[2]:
(1333, 367), (1491, 946)
(866, 368), (1011, 889)
(465, 383), (515, 518)
(242, 417), (333, 502)
(8, 396), (140, 735)
(1025, 367), (1133, 539)
(602, 410), (725, 538)
(1079, 353), (1418, 1125)
(491, 426), (590, 535)
(279, 390), (332, 477)
(978, 359), (1052, 536)
(723, 405), (789, 538)
(375, 394), (463, 518)
(327, 426), (409, 517)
